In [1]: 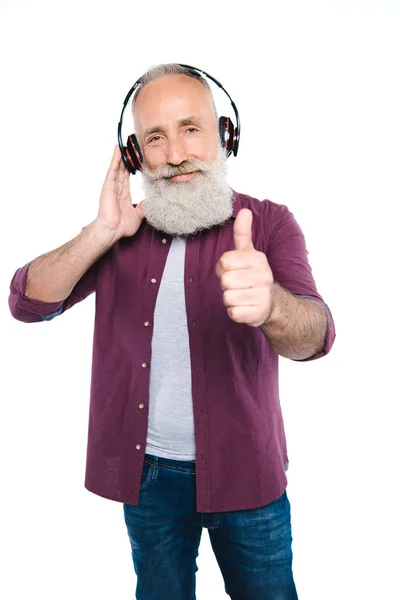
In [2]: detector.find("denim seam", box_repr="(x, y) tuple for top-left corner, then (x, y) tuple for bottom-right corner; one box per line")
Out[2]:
(155, 464), (196, 474)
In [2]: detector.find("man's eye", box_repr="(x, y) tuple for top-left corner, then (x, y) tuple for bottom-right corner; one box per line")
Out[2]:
(148, 135), (161, 144)
(186, 128), (199, 134)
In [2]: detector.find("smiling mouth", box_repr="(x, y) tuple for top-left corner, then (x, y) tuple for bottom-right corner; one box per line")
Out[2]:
(168, 171), (200, 183)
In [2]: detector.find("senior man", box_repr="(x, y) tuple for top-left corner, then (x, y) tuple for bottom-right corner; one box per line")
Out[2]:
(9, 63), (335, 600)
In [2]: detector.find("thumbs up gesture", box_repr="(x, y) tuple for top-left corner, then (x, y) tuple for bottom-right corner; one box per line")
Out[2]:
(215, 209), (275, 327)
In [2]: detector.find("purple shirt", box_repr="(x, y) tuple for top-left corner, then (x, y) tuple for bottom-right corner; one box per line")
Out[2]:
(9, 190), (335, 512)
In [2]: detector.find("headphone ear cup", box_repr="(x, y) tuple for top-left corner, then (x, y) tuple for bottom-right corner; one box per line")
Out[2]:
(232, 126), (239, 156)
(219, 116), (235, 157)
(125, 134), (143, 174)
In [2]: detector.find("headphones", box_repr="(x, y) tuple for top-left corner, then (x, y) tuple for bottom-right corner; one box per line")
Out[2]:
(117, 64), (241, 175)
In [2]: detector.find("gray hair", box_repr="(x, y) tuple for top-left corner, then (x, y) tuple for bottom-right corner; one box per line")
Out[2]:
(131, 63), (218, 119)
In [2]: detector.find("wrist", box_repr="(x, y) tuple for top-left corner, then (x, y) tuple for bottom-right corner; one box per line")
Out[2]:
(90, 219), (122, 247)
(261, 285), (289, 330)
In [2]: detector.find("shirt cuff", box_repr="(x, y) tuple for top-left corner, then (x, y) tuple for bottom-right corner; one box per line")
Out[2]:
(292, 295), (336, 361)
(9, 262), (65, 322)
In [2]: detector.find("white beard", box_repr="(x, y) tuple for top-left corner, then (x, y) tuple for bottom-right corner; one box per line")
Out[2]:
(141, 145), (233, 236)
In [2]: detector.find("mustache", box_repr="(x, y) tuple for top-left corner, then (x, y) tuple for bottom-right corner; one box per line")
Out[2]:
(142, 158), (214, 181)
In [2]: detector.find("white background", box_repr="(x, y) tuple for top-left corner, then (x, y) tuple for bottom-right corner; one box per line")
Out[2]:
(1, 1), (399, 598)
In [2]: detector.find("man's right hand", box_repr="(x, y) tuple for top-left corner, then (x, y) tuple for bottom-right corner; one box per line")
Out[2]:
(95, 145), (144, 241)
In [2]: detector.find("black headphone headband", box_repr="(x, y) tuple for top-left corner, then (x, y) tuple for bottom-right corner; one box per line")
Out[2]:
(117, 64), (241, 175)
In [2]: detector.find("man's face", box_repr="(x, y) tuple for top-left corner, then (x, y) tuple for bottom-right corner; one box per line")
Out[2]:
(132, 74), (233, 236)
(134, 74), (219, 172)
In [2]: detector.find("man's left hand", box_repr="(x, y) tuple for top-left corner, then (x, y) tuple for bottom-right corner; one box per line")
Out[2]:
(216, 209), (275, 327)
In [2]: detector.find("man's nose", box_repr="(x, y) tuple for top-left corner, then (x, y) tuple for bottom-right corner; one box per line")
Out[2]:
(166, 135), (188, 165)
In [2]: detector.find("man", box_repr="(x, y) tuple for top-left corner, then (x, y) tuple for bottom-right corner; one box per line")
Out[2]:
(9, 63), (335, 599)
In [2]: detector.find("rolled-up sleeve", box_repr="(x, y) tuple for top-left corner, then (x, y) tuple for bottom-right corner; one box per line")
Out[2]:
(8, 259), (97, 323)
(293, 295), (336, 361)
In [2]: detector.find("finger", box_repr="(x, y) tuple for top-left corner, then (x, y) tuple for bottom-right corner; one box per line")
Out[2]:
(105, 145), (122, 180)
(124, 162), (130, 187)
(136, 201), (144, 218)
(117, 154), (127, 185)
(227, 306), (259, 324)
(234, 209), (254, 252)
(223, 288), (259, 307)
(220, 268), (268, 290)
(216, 251), (257, 278)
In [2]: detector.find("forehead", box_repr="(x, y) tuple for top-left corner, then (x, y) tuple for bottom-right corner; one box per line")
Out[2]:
(133, 74), (215, 132)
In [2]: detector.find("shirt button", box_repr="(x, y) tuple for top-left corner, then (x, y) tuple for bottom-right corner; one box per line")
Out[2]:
(189, 277), (193, 283)
(151, 278), (157, 284)
(136, 444), (141, 450)
(162, 238), (167, 244)
(141, 362), (148, 368)
(144, 321), (150, 327)
(139, 403), (144, 409)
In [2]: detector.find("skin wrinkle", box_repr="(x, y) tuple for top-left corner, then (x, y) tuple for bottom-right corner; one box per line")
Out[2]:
(143, 117), (206, 142)
(131, 65), (218, 122)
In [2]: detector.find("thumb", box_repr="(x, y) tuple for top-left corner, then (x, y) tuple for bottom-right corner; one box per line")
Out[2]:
(234, 209), (254, 251)
(136, 201), (145, 219)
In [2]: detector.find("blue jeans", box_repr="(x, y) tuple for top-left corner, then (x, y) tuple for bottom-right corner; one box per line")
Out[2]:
(123, 453), (298, 600)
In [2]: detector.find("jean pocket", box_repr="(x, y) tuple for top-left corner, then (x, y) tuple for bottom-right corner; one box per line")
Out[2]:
(140, 459), (153, 490)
